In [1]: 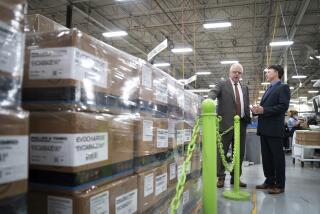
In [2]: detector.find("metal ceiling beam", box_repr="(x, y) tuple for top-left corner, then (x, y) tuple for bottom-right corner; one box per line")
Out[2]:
(278, 0), (311, 64)
(71, 5), (148, 56)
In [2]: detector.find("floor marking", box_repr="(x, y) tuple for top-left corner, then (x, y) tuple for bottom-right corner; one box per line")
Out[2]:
(251, 188), (257, 214)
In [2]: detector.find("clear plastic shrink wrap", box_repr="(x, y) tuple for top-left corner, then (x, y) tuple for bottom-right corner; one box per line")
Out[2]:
(0, 1), (29, 214)
(22, 15), (203, 214)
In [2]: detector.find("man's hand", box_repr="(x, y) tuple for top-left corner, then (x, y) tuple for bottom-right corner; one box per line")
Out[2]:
(250, 104), (264, 114)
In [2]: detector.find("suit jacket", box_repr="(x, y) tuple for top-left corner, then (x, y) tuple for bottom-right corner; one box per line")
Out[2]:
(257, 81), (290, 137)
(209, 79), (251, 132)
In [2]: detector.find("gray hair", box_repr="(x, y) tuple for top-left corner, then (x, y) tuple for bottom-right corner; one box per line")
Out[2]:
(229, 63), (243, 73)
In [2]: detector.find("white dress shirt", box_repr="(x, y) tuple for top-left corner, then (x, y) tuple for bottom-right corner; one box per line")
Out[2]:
(229, 78), (245, 118)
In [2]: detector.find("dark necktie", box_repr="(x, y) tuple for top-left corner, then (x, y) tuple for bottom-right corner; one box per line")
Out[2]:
(234, 82), (241, 116)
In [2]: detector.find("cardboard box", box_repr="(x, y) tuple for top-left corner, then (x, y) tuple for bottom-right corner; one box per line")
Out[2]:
(26, 14), (68, 32)
(137, 168), (156, 213)
(176, 120), (193, 145)
(167, 158), (177, 189)
(153, 68), (168, 118)
(0, 110), (29, 200)
(0, 193), (27, 214)
(0, 0), (26, 108)
(295, 130), (320, 145)
(154, 117), (168, 154)
(137, 164), (168, 213)
(28, 175), (138, 214)
(168, 119), (177, 149)
(29, 112), (134, 187)
(22, 29), (139, 113)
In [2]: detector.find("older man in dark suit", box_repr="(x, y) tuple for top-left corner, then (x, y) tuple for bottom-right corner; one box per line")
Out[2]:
(251, 64), (290, 194)
(209, 63), (251, 188)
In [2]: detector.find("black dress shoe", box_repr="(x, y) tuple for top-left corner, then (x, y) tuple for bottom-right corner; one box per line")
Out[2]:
(230, 180), (247, 187)
(217, 178), (225, 188)
(268, 187), (285, 194)
(256, 183), (275, 190)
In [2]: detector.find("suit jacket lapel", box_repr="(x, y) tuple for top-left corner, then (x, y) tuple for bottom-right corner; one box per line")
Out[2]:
(261, 81), (281, 104)
(226, 80), (236, 106)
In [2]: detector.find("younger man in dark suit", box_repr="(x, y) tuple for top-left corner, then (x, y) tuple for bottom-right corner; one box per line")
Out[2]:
(251, 64), (290, 194)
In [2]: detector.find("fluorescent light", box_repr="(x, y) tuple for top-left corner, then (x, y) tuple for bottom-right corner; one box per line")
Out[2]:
(292, 75), (307, 79)
(220, 60), (239, 64)
(259, 91), (265, 93)
(209, 84), (215, 88)
(311, 79), (319, 82)
(171, 48), (193, 53)
(290, 100), (299, 103)
(299, 96), (307, 99)
(316, 56), (320, 59)
(102, 31), (127, 37)
(310, 56), (314, 60)
(187, 89), (211, 93)
(308, 90), (319, 94)
(261, 82), (270, 85)
(153, 62), (170, 67)
(289, 86), (294, 90)
(269, 41), (294, 46)
(203, 22), (232, 29)
(203, 95), (208, 98)
(299, 82), (302, 87)
(258, 97), (262, 100)
(196, 71), (211, 75)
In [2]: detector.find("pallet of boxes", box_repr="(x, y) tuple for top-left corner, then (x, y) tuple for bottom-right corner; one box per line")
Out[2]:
(0, 1), (29, 214)
(19, 14), (203, 214)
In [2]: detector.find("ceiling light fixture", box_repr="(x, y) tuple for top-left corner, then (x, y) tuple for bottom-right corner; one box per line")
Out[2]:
(187, 89), (211, 93)
(203, 22), (232, 29)
(261, 82), (270, 85)
(259, 91), (265, 93)
(196, 71), (211, 75)
(316, 56), (320, 59)
(209, 84), (215, 88)
(308, 90), (319, 94)
(220, 60), (239, 64)
(171, 48), (193, 53)
(289, 86), (294, 90)
(153, 63), (170, 67)
(299, 96), (308, 99)
(292, 75), (307, 79)
(203, 95), (208, 98)
(269, 41), (294, 46)
(102, 31), (127, 37)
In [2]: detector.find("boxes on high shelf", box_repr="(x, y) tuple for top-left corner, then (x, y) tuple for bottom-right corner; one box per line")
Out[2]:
(29, 111), (134, 187)
(28, 175), (138, 214)
(0, 0), (27, 108)
(134, 116), (169, 172)
(26, 14), (68, 32)
(0, 110), (29, 201)
(137, 164), (168, 213)
(22, 28), (139, 113)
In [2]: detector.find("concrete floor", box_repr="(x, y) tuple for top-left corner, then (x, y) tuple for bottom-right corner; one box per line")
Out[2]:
(217, 155), (320, 214)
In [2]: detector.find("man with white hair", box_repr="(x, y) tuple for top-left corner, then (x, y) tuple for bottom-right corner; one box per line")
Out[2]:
(209, 63), (251, 188)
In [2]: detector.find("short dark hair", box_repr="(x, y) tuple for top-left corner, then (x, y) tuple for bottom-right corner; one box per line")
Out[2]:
(268, 64), (284, 79)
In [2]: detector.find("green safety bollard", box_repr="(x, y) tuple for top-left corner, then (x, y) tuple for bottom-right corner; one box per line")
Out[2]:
(201, 99), (217, 214)
(223, 115), (250, 200)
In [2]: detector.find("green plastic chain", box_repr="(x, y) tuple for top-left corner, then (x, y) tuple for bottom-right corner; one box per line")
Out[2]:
(216, 116), (236, 172)
(170, 118), (200, 214)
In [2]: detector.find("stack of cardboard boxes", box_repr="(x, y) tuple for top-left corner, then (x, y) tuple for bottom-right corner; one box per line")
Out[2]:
(0, 11), (203, 213)
(0, 1), (29, 214)
(24, 15), (139, 214)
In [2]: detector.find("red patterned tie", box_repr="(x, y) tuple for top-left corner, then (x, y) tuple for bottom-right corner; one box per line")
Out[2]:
(234, 82), (241, 116)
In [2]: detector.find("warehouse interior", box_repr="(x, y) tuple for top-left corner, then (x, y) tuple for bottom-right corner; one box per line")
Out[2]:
(1, 0), (320, 214)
